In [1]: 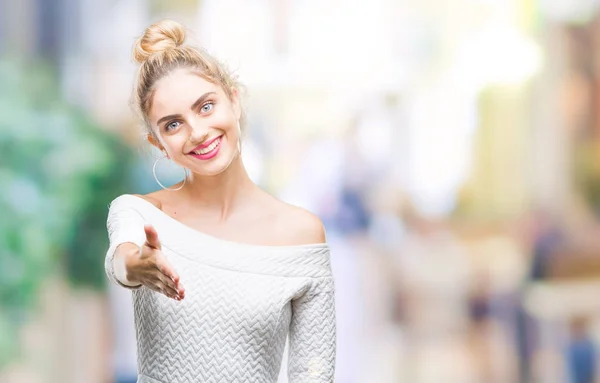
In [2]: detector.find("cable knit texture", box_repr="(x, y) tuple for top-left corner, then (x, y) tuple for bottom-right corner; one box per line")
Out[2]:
(105, 194), (336, 383)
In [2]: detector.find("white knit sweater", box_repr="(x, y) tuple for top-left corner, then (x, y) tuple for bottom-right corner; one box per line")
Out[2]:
(104, 195), (336, 383)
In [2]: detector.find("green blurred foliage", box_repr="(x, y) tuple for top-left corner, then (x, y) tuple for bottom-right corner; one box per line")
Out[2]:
(0, 59), (135, 367)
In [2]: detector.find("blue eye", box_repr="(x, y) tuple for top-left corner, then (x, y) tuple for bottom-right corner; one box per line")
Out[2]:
(201, 102), (214, 113)
(165, 121), (181, 132)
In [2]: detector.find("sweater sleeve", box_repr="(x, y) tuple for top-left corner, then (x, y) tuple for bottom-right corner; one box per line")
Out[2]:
(288, 274), (336, 382)
(104, 196), (147, 289)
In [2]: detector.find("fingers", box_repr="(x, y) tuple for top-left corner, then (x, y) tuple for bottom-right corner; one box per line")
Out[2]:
(156, 260), (185, 294)
(137, 229), (186, 300)
(162, 262), (180, 284)
(146, 280), (180, 300)
(156, 272), (181, 297)
(155, 259), (186, 299)
(175, 283), (185, 298)
(144, 224), (162, 250)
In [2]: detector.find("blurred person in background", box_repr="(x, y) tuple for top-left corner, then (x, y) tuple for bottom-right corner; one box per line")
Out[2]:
(566, 316), (597, 383)
(103, 19), (336, 383)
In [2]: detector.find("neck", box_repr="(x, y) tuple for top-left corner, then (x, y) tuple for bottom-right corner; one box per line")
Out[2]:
(180, 157), (258, 221)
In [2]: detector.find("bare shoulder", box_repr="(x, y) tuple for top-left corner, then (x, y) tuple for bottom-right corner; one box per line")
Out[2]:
(272, 201), (327, 245)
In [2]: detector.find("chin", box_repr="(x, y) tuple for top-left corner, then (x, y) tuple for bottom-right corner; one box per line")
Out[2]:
(185, 148), (237, 177)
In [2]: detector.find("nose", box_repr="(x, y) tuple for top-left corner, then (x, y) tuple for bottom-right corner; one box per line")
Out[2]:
(188, 119), (209, 144)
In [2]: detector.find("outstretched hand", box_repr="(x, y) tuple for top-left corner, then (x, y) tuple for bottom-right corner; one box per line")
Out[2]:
(125, 224), (185, 301)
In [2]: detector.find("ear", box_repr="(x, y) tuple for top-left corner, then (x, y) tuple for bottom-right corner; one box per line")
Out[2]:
(147, 134), (167, 156)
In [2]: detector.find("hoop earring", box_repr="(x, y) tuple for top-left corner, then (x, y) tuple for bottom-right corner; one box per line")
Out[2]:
(152, 156), (187, 191)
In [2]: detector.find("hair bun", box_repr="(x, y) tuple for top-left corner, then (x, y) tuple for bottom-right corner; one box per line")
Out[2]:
(133, 19), (186, 64)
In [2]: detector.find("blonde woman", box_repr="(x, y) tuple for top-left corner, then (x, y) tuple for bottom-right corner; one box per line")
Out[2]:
(104, 20), (336, 383)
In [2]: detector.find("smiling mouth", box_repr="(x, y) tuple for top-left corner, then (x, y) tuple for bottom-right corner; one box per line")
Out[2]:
(188, 136), (222, 160)
(191, 136), (221, 155)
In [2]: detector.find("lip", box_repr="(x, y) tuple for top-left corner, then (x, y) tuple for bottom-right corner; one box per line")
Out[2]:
(189, 135), (222, 153)
(188, 136), (222, 160)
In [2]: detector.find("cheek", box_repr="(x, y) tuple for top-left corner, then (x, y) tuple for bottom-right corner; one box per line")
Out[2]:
(160, 134), (188, 155)
(210, 106), (237, 130)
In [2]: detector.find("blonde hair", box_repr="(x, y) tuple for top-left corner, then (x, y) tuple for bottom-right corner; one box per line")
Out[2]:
(132, 19), (245, 138)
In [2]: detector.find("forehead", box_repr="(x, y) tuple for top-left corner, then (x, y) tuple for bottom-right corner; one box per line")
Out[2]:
(149, 68), (221, 120)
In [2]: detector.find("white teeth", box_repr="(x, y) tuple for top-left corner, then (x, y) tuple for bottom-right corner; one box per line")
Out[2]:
(194, 138), (220, 155)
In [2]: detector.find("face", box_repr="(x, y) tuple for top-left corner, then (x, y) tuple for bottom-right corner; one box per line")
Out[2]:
(147, 68), (241, 176)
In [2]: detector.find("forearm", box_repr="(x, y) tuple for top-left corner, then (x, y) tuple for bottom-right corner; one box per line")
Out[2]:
(105, 201), (147, 289)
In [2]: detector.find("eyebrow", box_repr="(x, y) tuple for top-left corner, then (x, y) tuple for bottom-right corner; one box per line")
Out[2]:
(156, 91), (217, 126)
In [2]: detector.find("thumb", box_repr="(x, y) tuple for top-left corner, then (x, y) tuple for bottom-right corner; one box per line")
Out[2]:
(144, 224), (162, 250)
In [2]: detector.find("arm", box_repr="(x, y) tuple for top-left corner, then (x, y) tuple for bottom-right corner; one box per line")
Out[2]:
(286, 210), (336, 381)
(288, 278), (336, 382)
(104, 199), (146, 289)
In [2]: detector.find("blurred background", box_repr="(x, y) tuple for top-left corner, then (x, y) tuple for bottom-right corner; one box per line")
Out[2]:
(4, 0), (600, 382)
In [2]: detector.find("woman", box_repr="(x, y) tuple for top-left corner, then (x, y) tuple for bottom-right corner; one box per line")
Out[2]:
(104, 19), (336, 383)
